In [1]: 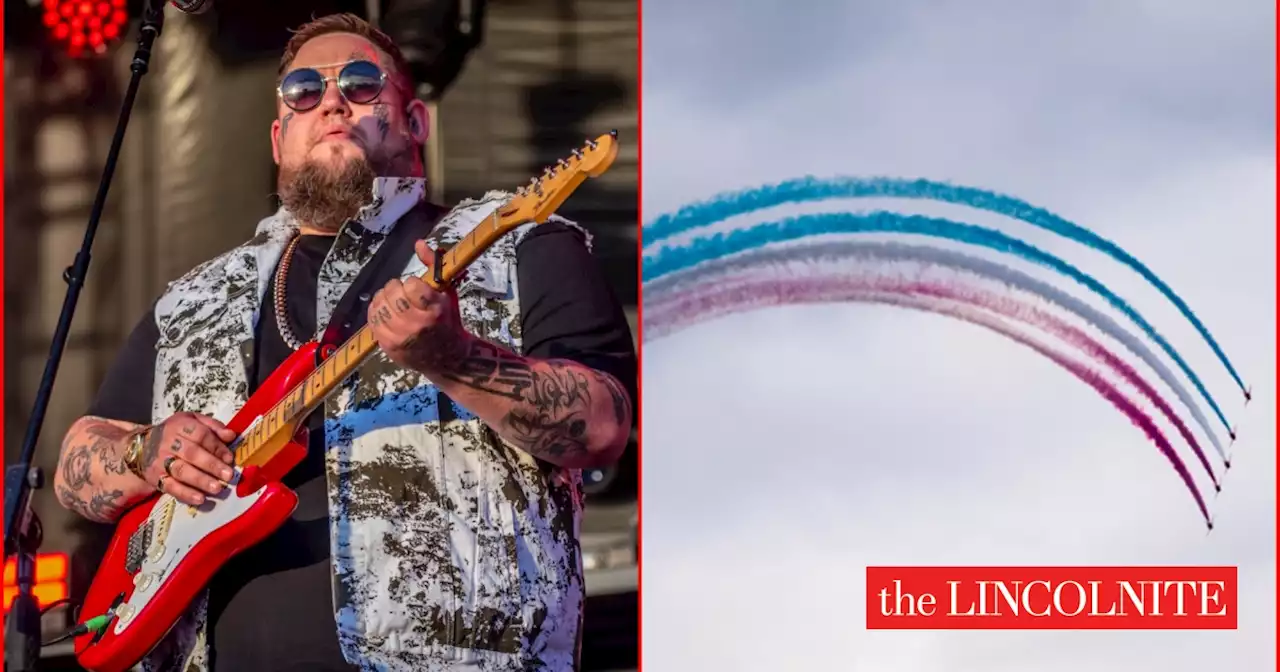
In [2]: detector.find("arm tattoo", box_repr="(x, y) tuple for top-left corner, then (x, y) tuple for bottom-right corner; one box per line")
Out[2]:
(423, 337), (613, 462)
(54, 420), (138, 522)
(504, 407), (589, 461)
(60, 444), (94, 491)
(597, 371), (632, 427)
(57, 484), (128, 522)
(419, 337), (530, 400)
(141, 426), (165, 471)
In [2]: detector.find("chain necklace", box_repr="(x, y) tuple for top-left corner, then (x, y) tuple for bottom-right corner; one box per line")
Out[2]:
(273, 234), (307, 351)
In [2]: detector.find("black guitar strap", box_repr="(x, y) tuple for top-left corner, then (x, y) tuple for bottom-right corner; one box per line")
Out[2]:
(320, 200), (448, 347)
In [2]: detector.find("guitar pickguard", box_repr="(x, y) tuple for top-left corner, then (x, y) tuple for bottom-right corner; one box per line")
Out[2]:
(110, 468), (268, 635)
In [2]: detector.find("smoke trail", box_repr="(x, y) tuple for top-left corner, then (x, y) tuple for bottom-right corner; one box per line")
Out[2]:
(645, 276), (1213, 527)
(643, 240), (1229, 463)
(649, 268), (1219, 488)
(643, 176), (1247, 396)
(643, 210), (1235, 436)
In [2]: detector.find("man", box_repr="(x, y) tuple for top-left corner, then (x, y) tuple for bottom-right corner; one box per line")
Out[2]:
(52, 13), (635, 672)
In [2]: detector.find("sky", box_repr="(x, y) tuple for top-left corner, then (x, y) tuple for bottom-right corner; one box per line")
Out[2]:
(640, 1), (1276, 670)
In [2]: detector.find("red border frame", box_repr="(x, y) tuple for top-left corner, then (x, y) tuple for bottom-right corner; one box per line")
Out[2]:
(2, 0), (9, 658)
(13, 0), (1278, 669)
(635, 1), (644, 671)
(0, 3), (644, 665)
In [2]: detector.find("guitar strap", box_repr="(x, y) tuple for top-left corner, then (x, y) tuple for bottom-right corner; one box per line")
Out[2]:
(320, 199), (448, 347)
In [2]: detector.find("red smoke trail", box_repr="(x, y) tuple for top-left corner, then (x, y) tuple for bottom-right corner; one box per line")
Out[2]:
(905, 281), (1219, 491)
(647, 274), (1213, 527)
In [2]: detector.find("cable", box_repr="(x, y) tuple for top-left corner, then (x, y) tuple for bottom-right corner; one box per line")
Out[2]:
(39, 597), (74, 617)
(41, 611), (114, 647)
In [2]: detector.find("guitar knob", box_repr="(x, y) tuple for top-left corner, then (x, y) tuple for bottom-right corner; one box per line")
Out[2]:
(116, 604), (136, 625)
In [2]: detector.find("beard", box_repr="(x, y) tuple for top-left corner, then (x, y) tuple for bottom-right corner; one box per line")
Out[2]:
(277, 152), (376, 233)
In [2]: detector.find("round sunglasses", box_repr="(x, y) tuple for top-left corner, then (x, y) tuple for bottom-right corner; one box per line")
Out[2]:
(277, 60), (388, 112)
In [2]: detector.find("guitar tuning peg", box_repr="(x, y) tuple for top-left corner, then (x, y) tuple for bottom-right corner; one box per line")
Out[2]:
(609, 129), (617, 138)
(585, 138), (598, 149)
(556, 158), (569, 168)
(571, 149), (583, 159)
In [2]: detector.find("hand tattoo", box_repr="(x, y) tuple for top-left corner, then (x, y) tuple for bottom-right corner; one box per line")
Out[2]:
(141, 425), (165, 472)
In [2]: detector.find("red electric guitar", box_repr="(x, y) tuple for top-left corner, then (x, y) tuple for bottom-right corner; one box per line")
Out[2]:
(72, 132), (619, 672)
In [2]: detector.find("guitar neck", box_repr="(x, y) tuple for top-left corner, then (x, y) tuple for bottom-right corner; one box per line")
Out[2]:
(236, 219), (505, 464)
(300, 215), (503, 408)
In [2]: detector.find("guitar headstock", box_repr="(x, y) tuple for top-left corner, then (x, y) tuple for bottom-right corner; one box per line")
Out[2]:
(495, 131), (620, 229)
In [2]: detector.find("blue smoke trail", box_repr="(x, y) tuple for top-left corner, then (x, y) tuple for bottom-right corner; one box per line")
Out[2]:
(644, 176), (1247, 398)
(643, 210), (1235, 435)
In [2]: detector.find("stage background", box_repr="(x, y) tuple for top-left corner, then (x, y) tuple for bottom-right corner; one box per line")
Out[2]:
(3, 1), (637, 669)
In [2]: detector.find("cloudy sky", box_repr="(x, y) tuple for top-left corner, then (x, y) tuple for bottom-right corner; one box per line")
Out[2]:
(639, 1), (1275, 670)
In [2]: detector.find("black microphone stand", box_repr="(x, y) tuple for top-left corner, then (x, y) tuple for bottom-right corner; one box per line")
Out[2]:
(3, 3), (167, 670)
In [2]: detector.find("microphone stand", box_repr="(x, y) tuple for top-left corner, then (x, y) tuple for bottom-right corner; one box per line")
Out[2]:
(3, 3), (167, 670)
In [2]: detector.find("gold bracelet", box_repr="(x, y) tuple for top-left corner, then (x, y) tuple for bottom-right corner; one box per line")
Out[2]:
(122, 424), (153, 480)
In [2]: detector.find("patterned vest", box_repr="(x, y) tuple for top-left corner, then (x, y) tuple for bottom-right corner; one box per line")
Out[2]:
(137, 178), (589, 671)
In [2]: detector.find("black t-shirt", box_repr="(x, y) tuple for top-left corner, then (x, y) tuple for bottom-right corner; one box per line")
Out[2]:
(87, 221), (636, 671)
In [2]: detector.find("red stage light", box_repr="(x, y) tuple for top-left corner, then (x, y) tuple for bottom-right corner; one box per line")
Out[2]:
(46, 0), (128, 58)
(3, 553), (70, 613)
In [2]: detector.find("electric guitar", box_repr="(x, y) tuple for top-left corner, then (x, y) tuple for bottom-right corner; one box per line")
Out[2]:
(72, 131), (620, 672)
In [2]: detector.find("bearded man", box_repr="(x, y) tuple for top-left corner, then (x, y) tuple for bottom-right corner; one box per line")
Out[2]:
(51, 13), (635, 672)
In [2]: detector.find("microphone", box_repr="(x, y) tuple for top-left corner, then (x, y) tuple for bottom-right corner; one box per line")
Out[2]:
(169, 0), (213, 13)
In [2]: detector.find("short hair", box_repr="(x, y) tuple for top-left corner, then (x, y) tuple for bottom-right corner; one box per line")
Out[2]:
(278, 13), (416, 100)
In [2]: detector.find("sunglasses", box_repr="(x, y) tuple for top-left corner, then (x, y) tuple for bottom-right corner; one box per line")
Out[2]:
(277, 60), (388, 112)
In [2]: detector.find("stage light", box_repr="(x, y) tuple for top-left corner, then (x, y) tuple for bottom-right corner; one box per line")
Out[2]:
(3, 552), (70, 612)
(42, 0), (129, 58)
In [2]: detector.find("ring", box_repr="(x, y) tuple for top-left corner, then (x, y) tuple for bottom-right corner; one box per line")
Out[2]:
(157, 475), (168, 490)
(164, 456), (179, 477)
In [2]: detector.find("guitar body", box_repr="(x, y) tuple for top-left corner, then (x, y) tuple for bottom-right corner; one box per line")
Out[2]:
(73, 345), (322, 672)
(70, 131), (620, 672)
